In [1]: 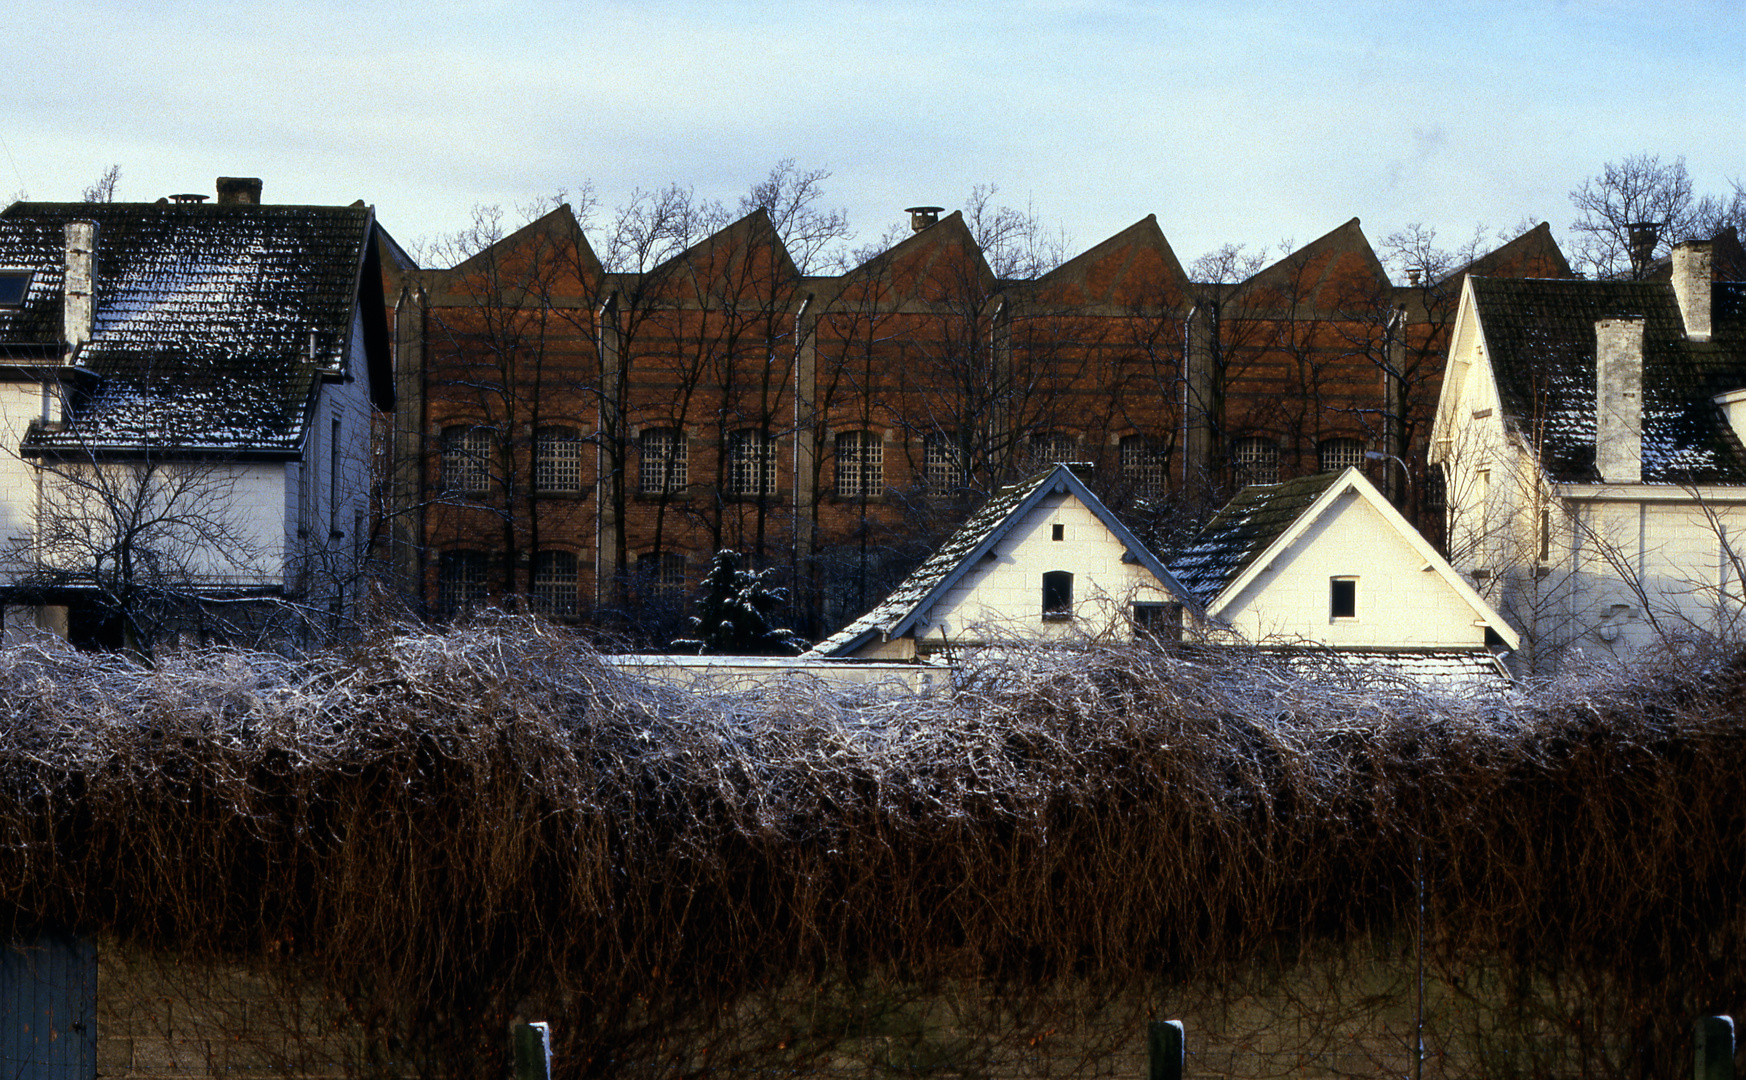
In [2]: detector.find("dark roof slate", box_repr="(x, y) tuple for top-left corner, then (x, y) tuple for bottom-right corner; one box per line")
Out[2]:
(1169, 472), (1344, 605)
(1472, 276), (1746, 483)
(0, 201), (379, 455)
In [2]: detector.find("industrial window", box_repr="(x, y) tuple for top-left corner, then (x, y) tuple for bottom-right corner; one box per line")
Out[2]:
(1330, 577), (1358, 620)
(535, 426), (582, 493)
(1120, 434), (1165, 495)
(436, 550), (488, 617)
(637, 551), (687, 592)
(1132, 602), (1184, 642)
(727, 429), (777, 496)
(1042, 570), (1074, 619)
(440, 426), (491, 494)
(1231, 437), (1279, 486)
(834, 431), (884, 498)
(638, 427), (686, 494)
(924, 436), (965, 492)
(1030, 431), (1077, 467)
(1318, 437), (1365, 473)
(532, 550), (578, 617)
(0, 269), (33, 308)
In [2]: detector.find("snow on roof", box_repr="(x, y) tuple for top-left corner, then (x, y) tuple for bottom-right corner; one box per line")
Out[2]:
(1170, 472), (1344, 605)
(0, 201), (377, 455)
(1254, 646), (1512, 694)
(1473, 277), (1746, 483)
(806, 465), (1195, 657)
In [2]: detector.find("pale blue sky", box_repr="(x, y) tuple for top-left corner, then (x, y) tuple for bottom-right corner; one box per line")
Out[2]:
(3, 0), (1741, 272)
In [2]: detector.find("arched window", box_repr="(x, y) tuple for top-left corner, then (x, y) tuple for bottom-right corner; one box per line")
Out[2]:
(924, 435), (965, 492)
(1319, 437), (1365, 473)
(440, 426), (491, 494)
(532, 550), (578, 617)
(1042, 570), (1074, 619)
(535, 426), (582, 493)
(1120, 435), (1165, 495)
(834, 431), (884, 498)
(728, 429), (777, 495)
(1231, 437), (1279, 486)
(436, 550), (487, 617)
(639, 427), (687, 494)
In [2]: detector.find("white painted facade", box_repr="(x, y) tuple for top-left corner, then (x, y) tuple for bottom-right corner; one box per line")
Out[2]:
(1431, 273), (1746, 673)
(1207, 478), (1509, 650)
(916, 489), (1181, 652)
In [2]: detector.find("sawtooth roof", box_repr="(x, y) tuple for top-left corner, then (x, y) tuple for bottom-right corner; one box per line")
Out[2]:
(0, 200), (389, 456)
(1472, 276), (1746, 483)
(1169, 471), (1344, 605)
(807, 464), (1194, 657)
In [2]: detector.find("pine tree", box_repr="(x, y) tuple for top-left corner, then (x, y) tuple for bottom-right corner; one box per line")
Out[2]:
(671, 550), (807, 655)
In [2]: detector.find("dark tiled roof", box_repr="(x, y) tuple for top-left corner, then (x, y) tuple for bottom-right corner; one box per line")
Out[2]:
(806, 469), (1061, 656)
(0, 201), (378, 455)
(1170, 472), (1343, 604)
(1472, 277), (1746, 483)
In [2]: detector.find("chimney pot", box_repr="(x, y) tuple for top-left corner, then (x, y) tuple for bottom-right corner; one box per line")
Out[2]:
(217, 177), (262, 205)
(1595, 317), (1644, 483)
(62, 220), (97, 360)
(1671, 240), (1713, 342)
(904, 206), (944, 233)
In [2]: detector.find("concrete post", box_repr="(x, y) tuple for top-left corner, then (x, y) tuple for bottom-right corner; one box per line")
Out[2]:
(1147, 1019), (1184, 1080)
(1696, 1015), (1733, 1080)
(513, 1021), (551, 1080)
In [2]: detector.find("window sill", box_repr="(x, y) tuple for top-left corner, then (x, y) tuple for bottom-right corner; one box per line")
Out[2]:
(1041, 612), (1074, 622)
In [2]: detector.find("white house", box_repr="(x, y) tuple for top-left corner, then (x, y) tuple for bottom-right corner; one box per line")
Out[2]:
(0, 178), (395, 650)
(807, 464), (1200, 659)
(1170, 467), (1518, 688)
(1430, 239), (1746, 672)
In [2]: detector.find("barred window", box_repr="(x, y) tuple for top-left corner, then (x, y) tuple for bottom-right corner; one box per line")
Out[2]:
(637, 551), (687, 593)
(1231, 437), (1279, 486)
(1120, 435), (1165, 495)
(1029, 431), (1077, 467)
(1318, 437), (1365, 473)
(436, 550), (487, 617)
(532, 550), (578, 617)
(535, 426), (582, 493)
(924, 436), (965, 492)
(639, 428), (687, 495)
(440, 426), (491, 494)
(728, 429), (777, 496)
(834, 431), (884, 498)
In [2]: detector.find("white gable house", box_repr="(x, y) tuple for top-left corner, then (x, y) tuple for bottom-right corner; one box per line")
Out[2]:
(1171, 468), (1518, 688)
(808, 465), (1199, 659)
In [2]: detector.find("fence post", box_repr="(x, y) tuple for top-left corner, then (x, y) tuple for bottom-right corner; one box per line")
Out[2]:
(1696, 1016), (1734, 1080)
(1148, 1019), (1184, 1080)
(514, 1021), (552, 1080)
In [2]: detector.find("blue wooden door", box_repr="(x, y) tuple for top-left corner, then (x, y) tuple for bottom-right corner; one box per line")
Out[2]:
(2, 935), (98, 1080)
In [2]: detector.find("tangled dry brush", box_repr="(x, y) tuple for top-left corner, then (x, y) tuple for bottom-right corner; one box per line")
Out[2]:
(3, 622), (1746, 1077)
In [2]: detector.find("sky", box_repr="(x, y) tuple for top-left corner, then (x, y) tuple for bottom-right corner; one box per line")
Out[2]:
(3, 0), (1742, 275)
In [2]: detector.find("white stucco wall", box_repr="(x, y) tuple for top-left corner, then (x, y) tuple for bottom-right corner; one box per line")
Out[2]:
(1213, 487), (1491, 648)
(924, 491), (1177, 647)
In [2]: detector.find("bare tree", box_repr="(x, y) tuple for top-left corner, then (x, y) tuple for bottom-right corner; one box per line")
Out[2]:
(1568, 153), (1742, 278)
(81, 164), (121, 204)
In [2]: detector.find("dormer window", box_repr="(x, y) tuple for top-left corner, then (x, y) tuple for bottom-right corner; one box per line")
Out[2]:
(0, 269), (33, 309)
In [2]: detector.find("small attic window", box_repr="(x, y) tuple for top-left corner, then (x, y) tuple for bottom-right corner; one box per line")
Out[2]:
(0, 270), (33, 309)
(1330, 577), (1358, 620)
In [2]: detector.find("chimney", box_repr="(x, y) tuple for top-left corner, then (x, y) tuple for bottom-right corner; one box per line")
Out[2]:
(63, 220), (97, 359)
(904, 206), (943, 233)
(1595, 317), (1644, 484)
(217, 177), (262, 205)
(1628, 222), (1661, 277)
(1671, 240), (1713, 342)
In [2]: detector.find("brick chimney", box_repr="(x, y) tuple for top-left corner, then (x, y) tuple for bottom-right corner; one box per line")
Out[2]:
(62, 220), (97, 359)
(1671, 240), (1712, 342)
(1628, 222), (1660, 277)
(1595, 317), (1644, 483)
(216, 177), (262, 205)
